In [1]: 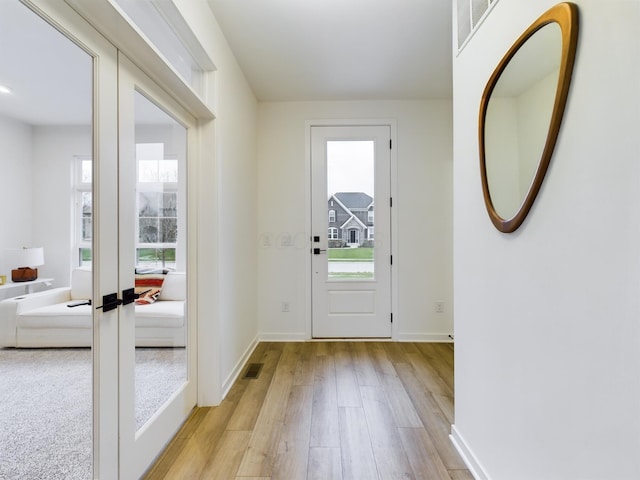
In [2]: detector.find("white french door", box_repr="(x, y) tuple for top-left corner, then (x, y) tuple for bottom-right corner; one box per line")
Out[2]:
(117, 53), (197, 479)
(311, 125), (392, 338)
(7, 3), (199, 478)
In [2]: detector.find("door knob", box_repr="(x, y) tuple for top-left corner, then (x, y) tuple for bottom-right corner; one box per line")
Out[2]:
(313, 248), (327, 255)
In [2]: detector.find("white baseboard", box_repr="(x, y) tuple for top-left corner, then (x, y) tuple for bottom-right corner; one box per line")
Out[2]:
(450, 424), (489, 480)
(257, 333), (454, 342)
(396, 333), (454, 342)
(221, 335), (259, 399)
(259, 332), (308, 342)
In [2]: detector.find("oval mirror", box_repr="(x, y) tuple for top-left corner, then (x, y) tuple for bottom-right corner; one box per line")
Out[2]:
(479, 3), (578, 232)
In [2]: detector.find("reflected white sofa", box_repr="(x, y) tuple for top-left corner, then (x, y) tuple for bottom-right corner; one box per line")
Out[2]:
(0, 268), (185, 348)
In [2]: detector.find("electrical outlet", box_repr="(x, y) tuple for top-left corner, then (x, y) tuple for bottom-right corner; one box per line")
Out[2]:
(435, 302), (445, 313)
(281, 302), (290, 312)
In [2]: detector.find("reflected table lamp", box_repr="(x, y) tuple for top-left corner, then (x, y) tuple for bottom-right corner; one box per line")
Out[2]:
(8, 247), (44, 282)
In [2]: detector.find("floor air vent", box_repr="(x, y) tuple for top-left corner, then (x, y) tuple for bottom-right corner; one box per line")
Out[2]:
(243, 363), (263, 379)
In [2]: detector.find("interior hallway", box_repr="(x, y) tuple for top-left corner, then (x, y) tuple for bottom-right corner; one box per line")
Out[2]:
(144, 341), (471, 479)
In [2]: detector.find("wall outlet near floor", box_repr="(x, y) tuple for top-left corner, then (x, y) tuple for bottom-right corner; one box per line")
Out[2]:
(281, 301), (290, 312)
(435, 301), (445, 313)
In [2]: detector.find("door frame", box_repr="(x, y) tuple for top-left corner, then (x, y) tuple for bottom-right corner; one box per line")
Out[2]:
(305, 119), (398, 340)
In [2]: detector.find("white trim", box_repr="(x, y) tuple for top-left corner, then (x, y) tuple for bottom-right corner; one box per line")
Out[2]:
(65, 0), (215, 119)
(331, 194), (352, 220)
(456, 0), (501, 55)
(259, 332), (308, 342)
(389, 120), (398, 341)
(220, 335), (259, 401)
(450, 424), (489, 480)
(396, 333), (454, 343)
(340, 214), (367, 230)
(304, 125), (312, 340)
(149, 0), (216, 71)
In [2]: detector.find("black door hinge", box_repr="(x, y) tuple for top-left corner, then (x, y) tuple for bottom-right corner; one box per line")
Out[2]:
(389, 139), (392, 149)
(391, 313), (393, 323)
(390, 255), (393, 265)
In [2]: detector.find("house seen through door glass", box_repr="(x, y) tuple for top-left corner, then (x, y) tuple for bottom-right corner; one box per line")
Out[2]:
(327, 141), (375, 280)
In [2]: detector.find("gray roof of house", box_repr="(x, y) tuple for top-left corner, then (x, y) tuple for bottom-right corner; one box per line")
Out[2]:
(334, 192), (373, 209)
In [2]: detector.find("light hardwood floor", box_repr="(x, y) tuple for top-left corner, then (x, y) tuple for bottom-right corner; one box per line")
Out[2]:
(144, 342), (472, 480)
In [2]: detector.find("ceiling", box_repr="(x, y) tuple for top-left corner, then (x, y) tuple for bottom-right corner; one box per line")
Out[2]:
(206, 0), (453, 101)
(0, 0), (453, 128)
(0, 1), (92, 126)
(0, 1), (181, 127)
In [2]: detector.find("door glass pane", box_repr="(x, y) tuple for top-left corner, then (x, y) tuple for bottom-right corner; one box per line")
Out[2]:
(326, 141), (375, 280)
(0, 2), (93, 478)
(133, 92), (187, 431)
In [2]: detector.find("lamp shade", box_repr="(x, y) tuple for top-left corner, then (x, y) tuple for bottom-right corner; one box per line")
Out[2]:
(6, 247), (45, 268)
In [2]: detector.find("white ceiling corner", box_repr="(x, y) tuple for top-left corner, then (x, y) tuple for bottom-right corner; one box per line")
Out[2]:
(206, 0), (453, 101)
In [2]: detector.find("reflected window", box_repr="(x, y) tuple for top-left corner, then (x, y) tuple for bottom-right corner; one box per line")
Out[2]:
(74, 156), (92, 267)
(136, 143), (178, 270)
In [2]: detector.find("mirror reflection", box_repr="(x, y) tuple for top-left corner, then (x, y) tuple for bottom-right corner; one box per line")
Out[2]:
(484, 23), (561, 220)
(479, 2), (578, 233)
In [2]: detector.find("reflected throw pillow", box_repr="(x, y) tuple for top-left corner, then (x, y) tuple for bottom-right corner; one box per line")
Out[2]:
(134, 273), (165, 305)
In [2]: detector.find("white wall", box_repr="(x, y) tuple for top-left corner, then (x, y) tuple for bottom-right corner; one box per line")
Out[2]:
(0, 116), (33, 295)
(452, 1), (640, 479)
(257, 100), (453, 340)
(0, 116), (33, 251)
(174, 2), (259, 403)
(0, 118), (90, 301)
(32, 125), (91, 290)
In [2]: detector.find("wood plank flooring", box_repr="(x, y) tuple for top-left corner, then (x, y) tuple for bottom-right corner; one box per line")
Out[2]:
(143, 342), (472, 480)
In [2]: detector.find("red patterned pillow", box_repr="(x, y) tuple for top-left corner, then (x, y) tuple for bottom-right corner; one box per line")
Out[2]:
(135, 274), (165, 305)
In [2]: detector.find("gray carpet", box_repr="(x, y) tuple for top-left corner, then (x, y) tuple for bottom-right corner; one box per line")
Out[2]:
(0, 347), (186, 479)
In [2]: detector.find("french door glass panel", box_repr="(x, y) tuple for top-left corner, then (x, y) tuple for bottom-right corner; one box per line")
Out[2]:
(0, 2), (97, 478)
(118, 53), (196, 479)
(133, 90), (187, 431)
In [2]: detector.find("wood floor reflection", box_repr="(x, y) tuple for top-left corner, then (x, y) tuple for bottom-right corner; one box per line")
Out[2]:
(144, 342), (472, 480)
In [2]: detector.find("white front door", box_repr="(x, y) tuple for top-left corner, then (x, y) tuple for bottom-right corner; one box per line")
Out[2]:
(311, 125), (392, 338)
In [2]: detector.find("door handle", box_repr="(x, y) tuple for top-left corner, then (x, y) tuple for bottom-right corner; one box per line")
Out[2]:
(122, 288), (136, 306)
(313, 248), (327, 255)
(67, 300), (91, 308)
(96, 292), (123, 312)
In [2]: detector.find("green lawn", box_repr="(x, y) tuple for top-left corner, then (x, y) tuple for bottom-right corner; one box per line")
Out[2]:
(329, 272), (374, 279)
(328, 247), (373, 261)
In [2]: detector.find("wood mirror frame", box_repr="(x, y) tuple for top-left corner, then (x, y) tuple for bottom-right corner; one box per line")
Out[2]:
(479, 2), (579, 233)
